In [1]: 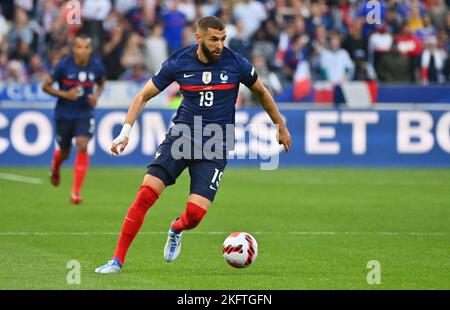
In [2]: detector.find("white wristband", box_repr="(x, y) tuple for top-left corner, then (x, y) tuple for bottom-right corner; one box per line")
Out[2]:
(120, 123), (132, 138)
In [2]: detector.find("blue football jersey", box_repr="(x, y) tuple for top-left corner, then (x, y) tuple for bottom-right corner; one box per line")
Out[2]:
(51, 56), (105, 120)
(152, 45), (258, 128)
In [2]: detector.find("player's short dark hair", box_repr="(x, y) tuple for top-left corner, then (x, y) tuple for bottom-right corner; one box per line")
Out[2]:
(197, 16), (225, 32)
(74, 33), (92, 42)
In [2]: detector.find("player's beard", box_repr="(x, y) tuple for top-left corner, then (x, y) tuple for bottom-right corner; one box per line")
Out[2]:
(201, 42), (221, 62)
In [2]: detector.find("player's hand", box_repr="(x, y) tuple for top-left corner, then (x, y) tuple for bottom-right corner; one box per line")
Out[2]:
(64, 88), (78, 101)
(88, 94), (98, 108)
(277, 125), (292, 152)
(111, 136), (129, 156)
(111, 124), (132, 156)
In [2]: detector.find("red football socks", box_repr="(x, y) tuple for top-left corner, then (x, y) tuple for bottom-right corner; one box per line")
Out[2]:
(113, 186), (159, 265)
(51, 149), (63, 172)
(171, 202), (207, 233)
(72, 152), (89, 195)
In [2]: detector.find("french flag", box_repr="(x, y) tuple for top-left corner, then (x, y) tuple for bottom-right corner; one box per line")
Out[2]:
(312, 81), (378, 107)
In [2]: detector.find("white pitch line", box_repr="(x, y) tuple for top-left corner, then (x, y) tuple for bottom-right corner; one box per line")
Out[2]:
(0, 231), (447, 236)
(0, 173), (44, 184)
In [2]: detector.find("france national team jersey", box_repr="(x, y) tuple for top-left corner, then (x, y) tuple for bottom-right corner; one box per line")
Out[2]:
(51, 56), (105, 120)
(152, 45), (258, 128)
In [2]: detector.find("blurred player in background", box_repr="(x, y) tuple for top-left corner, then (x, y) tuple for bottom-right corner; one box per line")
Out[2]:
(95, 16), (291, 273)
(42, 34), (106, 204)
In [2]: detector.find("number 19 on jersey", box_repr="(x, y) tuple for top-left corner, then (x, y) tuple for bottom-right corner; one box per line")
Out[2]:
(199, 91), (214, 107)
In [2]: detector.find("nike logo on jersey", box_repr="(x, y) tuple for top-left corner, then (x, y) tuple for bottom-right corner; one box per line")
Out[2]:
(183, 73), (195, 78)
(209, 185), (217, 191)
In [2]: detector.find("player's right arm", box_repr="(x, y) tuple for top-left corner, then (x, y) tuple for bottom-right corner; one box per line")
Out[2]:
(42, 75), (78, 101)
(110, 79), (162, 156)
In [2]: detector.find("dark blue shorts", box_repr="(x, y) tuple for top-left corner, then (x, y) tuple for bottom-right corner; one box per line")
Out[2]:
(55, 118), (95, 150)
(147, 134), (227, 202)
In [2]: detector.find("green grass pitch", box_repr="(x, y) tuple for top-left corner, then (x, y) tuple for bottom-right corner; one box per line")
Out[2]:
(0, 167), (449, 289)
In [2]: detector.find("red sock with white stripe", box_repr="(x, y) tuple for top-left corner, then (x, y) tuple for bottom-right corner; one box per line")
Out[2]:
(171, 202), (207, 233)
(72, 152), (89, 195)
(113, 186), (159, 265)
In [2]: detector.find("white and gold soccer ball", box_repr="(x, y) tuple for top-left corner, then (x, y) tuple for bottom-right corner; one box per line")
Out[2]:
(222, 232), (258, 268)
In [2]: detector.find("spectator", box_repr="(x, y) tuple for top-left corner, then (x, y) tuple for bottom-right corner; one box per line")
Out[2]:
(161, 0), (186, 53)
(428, 0), (448, 30)
(8, 7), (33, 59)
(144, 23), (169, 75)
(408, 4), (425, 33)
(251, 20), (278, 69)
(7, 59), (27, 83)
(420, 36), (447, 83)
(343, 19), (368, 60)
(125, 0), (151, 37)
(319, 31), (354, 84)
(416, 13), (437, 43)
(217, 6), (238, 48)
(283, 34), (307, 81)
(120, 32), (145, 71)
(103, 24), (127, 80)
(0, 49), (9, 81)
(395, 22), (424, 81)
(233, 0), (267, 40)
(385, 6), (401, 34)
(377, 42), (412, 82)
(368, 24), (393, 73)
(27, 54), (47, 82)
(0, 7), (10, 46)
(81, 0), (111, 56)
(120, 63), (151, 83)
(178, 0), (196, 23)
(352, 49), (377, 81)
(229, 20), (253, 60)
(45, 18), (70, 68)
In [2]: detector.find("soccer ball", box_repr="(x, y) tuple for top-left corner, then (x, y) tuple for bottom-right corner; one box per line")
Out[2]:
(222, 232), (258, 268)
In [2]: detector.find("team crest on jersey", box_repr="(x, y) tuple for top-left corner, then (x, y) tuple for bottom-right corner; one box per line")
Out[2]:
(220, 71), (228, 83)
(88, 72), (95, 81)
(202, 72), (212, 84)
(78, 71), (87, 82)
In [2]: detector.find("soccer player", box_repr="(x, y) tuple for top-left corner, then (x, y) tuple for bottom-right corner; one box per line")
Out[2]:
(95, 16), (291, 273)
(43, 34), (106, 204)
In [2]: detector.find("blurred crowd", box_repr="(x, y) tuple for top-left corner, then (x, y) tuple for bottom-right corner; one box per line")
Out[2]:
(1, 0), (450, 93)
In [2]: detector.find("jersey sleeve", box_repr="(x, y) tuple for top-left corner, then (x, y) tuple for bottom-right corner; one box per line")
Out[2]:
(50, 59), (65, 82)
(151, 58), (176, 91)
(238, 55), (258, 88)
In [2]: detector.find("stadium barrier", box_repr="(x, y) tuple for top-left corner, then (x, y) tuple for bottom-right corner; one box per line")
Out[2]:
(2, 81), (450, 108)
(0, 108), (449, 167)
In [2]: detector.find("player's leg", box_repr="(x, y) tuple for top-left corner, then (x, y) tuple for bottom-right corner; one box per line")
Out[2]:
(70, 118), (95, 204)
(50, 120), (73, 186)
(70, 136), (90, 204)
(96, 174), (166, 274)
(111, 174), (165, 264)
(96, 137), (188, 273)
(164, 159), (226, 262)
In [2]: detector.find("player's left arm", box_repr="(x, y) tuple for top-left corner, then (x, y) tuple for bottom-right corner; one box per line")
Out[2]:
(88, 76), (106, 108)
(249, 78), (292, 152)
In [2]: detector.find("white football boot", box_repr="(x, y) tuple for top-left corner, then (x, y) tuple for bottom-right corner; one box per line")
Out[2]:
(164, 223), (183, 262)
(95, 258), (122, 274)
